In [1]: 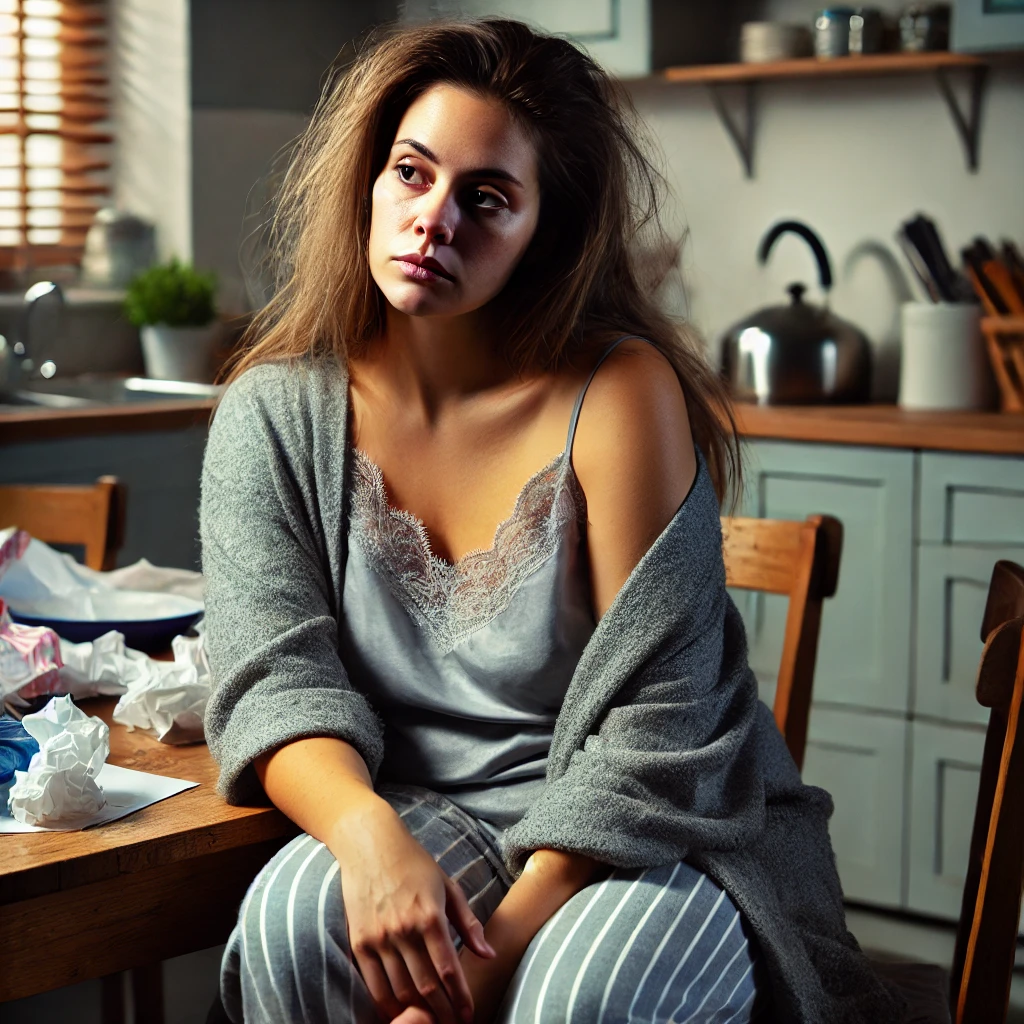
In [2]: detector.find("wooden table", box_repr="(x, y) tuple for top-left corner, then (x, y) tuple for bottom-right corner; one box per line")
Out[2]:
(0, 698), (297, 1009)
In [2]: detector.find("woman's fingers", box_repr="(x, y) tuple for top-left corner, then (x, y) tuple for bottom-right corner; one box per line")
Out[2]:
(419, 920), (476, 1022)
(444, 876), (496, 959)
(391, 931), (466, 1024)
(377, 942), (429, 1017)
(352, 945), (406, 1023)
(390, 1007), (437, 1024)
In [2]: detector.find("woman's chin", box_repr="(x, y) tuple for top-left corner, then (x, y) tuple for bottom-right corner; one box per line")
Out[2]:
(383, 286), (469, 320)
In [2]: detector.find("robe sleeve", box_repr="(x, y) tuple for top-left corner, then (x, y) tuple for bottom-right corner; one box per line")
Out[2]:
(200, 364), (385, 804)
(500, 456), (767, 876)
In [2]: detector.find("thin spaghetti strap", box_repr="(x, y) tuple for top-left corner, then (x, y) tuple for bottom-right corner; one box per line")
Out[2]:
(563, 334), (654, 456)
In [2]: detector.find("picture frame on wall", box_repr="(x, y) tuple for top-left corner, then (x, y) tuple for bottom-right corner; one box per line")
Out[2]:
(952, 0), (1024, 50)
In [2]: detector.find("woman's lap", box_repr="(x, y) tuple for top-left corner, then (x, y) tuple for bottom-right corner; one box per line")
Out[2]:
(221, 784), (767, 1023)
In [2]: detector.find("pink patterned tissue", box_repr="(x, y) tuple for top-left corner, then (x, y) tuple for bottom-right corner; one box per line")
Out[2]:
(0, 527), (29, 578)
(0, 598), (63, 699)
(0, 527), (64, 699)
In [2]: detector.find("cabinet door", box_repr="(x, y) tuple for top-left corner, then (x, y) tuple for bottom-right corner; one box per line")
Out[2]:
(736, 441), (915, 713)
(915, 543), (1024, 724)
(907, 720), (1024, 933)
(0, 429), (208, 570)
(802, 707), (907, 908)
(919, 452), (1024, 546)
(403, 0), (652, 76)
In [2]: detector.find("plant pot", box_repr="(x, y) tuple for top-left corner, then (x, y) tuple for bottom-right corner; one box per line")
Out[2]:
(140, 322), (220, 382)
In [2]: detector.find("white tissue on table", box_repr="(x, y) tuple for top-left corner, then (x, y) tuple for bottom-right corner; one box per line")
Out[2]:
(0, 531), (103, 618)
(8, 694), (109, 826)
(0, 530), (205, 619)
(9, 629), (212, 745)
(112, 633), (210, 744)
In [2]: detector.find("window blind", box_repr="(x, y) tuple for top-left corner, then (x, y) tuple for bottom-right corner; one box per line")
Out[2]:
(0, 0), (109, 272)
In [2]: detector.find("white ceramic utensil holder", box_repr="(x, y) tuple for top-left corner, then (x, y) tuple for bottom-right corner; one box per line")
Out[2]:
(140, 323), (220, 383)
(898, 302), (992, 411)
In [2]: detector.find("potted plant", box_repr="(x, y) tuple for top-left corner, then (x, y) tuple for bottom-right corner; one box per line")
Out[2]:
(124, 258), (219, 381)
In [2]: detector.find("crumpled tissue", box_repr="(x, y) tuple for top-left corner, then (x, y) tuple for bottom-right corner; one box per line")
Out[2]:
(8, 695), (109, 826)
(112, 633), (210, 745)
(0, 596), (63, 699)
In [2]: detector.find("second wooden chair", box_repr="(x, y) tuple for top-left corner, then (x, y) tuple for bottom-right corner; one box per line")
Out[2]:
(722, 513), (844, 771)
(0, 476), (126, 571)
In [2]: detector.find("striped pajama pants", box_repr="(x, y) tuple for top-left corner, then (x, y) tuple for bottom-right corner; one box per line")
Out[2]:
(221, 785), (768, 1023)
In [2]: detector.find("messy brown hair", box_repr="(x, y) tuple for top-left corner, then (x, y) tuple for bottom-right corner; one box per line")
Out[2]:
(225, 18), (740, 500)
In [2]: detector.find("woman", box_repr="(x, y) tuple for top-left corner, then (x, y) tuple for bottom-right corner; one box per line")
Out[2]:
(202, 19), (904, 1024)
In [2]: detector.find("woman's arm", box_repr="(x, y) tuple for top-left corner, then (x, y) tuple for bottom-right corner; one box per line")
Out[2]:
(455, 849), (602, 1022)
(256, 737), (498, 1024)
(571, 338), (696, 619)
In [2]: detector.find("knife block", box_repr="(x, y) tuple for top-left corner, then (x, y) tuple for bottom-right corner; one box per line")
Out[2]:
(981, 317), (1024, 413)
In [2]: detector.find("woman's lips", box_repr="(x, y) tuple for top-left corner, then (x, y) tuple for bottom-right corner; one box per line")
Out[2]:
(393, 255), (454, 283)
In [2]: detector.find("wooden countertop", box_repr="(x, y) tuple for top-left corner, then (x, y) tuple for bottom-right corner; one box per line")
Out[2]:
(732, 404), (1024, 456)
(0, 397), (216, 443)
(2, 394), (1022, 455)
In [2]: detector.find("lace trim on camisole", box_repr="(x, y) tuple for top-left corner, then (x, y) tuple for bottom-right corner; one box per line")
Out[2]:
(348, 447), (586, 654)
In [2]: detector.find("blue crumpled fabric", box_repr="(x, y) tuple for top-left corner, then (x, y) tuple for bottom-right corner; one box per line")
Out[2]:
(0, 715), (40, 812)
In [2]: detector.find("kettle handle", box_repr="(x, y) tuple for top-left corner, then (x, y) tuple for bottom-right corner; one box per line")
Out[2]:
(757, 220), (833, 291)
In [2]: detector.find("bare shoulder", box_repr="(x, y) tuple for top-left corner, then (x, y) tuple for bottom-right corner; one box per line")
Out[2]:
(570, 337), (698, 617)
(571, 338), (696, 502)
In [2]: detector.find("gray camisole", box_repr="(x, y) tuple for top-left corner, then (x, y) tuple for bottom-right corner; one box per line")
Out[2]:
(339, 338), (632, 841)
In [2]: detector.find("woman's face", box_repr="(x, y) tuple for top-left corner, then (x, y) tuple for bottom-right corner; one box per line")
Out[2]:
(368, 83), (541, 321)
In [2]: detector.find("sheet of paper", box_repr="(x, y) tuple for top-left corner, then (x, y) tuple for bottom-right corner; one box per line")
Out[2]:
(0, 762), (198, 833)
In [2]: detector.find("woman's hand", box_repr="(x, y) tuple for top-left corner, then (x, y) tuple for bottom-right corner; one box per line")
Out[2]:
(387, 944), (522, 1024)
(329, 795), (496, 1024)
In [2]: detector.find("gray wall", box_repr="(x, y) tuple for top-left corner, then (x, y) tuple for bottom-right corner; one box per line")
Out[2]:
(190, 0), (398, 313)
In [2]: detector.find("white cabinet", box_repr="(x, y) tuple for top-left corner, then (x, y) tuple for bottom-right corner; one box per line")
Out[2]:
(738, 441), (914, 714)
(741, 438), (1024, 923)
(915, 542), (1024, 725)
(803, 708), (907, 908)
(907, 720), (1024, 933)
(919, 452), (1024, 546)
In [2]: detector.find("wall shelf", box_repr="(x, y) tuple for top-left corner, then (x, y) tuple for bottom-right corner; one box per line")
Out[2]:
(646, 51), (1021, 178)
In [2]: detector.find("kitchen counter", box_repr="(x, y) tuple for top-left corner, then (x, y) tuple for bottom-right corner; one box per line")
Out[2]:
(0, 397), (216, 444)
(3, 395), (1022, 454)
(732, 404), (1024, 456)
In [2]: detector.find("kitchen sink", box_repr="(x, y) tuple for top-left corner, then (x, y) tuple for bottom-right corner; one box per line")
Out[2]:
(0, 376), (222, 410)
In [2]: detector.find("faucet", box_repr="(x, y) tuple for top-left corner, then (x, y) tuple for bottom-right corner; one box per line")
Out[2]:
(18, 280), (64, 381)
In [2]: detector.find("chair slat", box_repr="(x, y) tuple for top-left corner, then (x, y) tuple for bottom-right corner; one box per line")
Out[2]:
(721, 513), (843, 770)
(947, 559), (1024, 1024)
(0, 476), (125, 571)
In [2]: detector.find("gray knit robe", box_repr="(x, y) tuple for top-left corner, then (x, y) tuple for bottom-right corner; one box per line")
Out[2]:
(201, 357), (906, 1024)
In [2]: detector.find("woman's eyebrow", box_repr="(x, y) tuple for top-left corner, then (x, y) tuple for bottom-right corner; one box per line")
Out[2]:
(393, 138), (525, 188)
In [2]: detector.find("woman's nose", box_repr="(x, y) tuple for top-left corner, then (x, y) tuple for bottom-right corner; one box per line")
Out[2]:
(412, 188), (458, 245)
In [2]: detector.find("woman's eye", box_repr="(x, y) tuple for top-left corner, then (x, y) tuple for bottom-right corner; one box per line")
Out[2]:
(470, 189), (506, 210)
(396, 164), (422, 185)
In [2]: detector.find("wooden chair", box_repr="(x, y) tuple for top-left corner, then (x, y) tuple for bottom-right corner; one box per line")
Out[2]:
(872, 560), (1024, 1024)
(0, 476), (126, 571)
(721, 514), (844, 771)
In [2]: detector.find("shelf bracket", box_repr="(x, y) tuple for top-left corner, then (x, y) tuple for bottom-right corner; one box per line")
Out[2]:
(935, 63), (988, 172)
(707, 82), (756, 178)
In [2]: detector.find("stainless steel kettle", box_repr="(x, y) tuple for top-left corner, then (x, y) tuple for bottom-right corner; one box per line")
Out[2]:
(720, 220), (872, 405)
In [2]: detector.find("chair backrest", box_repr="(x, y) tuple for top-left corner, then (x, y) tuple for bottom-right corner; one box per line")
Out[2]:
(721, 514), (843, 771)
(950, 560), (1024, 1024)
(0, 476), (126, 571)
